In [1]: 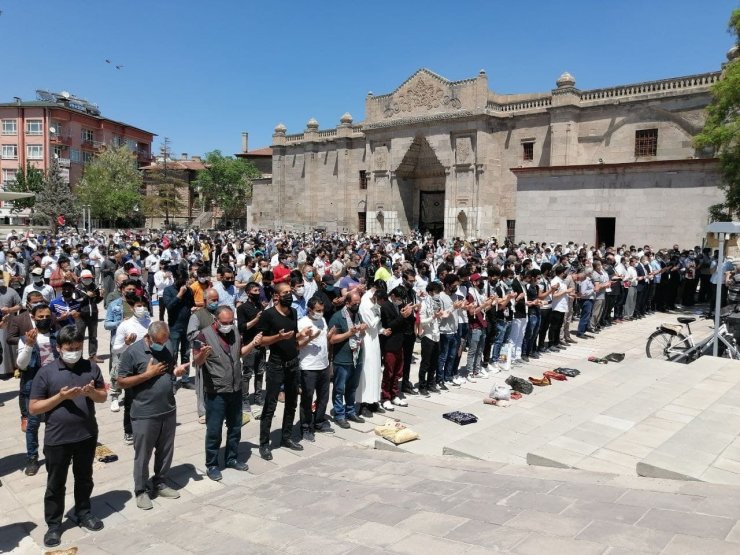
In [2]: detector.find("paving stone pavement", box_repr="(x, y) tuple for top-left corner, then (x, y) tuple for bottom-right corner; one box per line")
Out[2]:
(0, 305), (734, 553)
(7, 445), (740, 554)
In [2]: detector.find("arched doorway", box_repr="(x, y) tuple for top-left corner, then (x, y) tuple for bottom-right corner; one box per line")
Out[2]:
(395, 135), (446, 238)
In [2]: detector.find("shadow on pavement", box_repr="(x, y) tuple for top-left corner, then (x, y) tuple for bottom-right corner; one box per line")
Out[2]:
(0, 521), (36, 552)
(91, 489), (133, 519)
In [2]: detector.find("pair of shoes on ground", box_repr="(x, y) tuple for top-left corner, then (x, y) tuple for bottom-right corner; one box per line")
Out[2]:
(382, 396), (408, 411)
(137, 482), (182, 509)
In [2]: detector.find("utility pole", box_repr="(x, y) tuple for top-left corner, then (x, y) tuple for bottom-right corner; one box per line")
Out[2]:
(160, 137), (171, 226)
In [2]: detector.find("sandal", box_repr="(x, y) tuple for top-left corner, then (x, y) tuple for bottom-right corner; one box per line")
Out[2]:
(588, 356), (608, 364)
(528, 375), (552, 386)
(543, 371), (567, 381)
(554, 367), (580, 377)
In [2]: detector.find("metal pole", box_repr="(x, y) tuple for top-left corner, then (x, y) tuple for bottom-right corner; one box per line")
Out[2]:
(713, 233), (725, 356)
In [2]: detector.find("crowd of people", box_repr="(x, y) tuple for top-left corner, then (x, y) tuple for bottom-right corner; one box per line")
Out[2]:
(0, 226), (734, 547)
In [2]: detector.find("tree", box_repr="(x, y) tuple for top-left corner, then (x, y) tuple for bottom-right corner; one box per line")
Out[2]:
(696, 9), (740, 221)
(142, 166), (187, 224)
(194, 150), (260, 221)
(75, 144), (143, 227)
(34, 158), (80, 234)
(6, 162), (44, 214)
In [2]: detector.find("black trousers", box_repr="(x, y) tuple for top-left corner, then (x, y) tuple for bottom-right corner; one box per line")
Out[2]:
(636, 286), (648, 316)
(537, 308), (551, 350)
(241, 348), (266, 404)
(482, 318), (496, 364)
(548, 311), (565, 347)
(43, 436), (97, 529)
(76, 314), (98, 357)
(600, 295), (617, 325)
(401, 334), (415, 386)
(418, 337), (440, 388)
(260, 361), (299, 446)
(300, 366), (331, 432)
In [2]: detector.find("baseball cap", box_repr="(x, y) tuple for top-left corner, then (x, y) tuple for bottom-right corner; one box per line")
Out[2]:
(31, 267), (43, 276)
(80, 270), (94, 279)
(470, 273), (482, 282)
(128, 267), (141, 276)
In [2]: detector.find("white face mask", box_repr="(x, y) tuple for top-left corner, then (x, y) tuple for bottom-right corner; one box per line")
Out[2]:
(218, 323), (233, 334)
(82, 278), (93, 286)
(61, 350), (82, 364)
(32, 275), (43, 283)
(294, 286), (305, 297)
(309, 311), (323, 321)
(134, 306), (148, 319)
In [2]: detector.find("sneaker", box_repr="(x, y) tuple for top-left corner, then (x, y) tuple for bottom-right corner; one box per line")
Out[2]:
(477, 368), (490, 378)
(465, 376), (477, 383)
(347, 414), (365, 424)
(136, 491), (153, 510)
(335, 418), (350, 429)
(453, 376), (465, 386)
(489, 365), (502, 375)
(437, 382), (449, 391)
(427, 385), (441, 394)
(24, 457), (40, 476)
(198, 415), (206, 424)
(110, 398), (120, 413)
(302, 430), (316, 442)
(225, 459), (249, 472)
(154, 483), (180, 498)
(382, 400), (395, 411)
(124, 433), (134, 445)
(418, 387), (430, 397)
(391, 397), (408, 407)
(251, 405), (263, 420)
(206, 466), (223, 481)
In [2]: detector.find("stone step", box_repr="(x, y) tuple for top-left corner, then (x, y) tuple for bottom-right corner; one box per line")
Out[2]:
(637, 356), (740, 485)
(527, 356), (740, 478)
(419, 357), (681, 464)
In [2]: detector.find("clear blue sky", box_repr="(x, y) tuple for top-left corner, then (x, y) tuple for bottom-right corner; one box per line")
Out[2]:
(1, 1), (737, 157)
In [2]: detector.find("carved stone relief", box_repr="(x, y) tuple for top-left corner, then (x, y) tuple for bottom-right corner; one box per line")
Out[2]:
(455, 136), (473, 165)
(384, 77), (461, 119)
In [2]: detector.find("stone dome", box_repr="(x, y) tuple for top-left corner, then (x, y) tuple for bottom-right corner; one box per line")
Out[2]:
(340, 112), (353, 124)
(306, 118), (319, 130)
(728, 45), (739, 61)
(556, 72), (576, 88)
(274, 122), (287, 134)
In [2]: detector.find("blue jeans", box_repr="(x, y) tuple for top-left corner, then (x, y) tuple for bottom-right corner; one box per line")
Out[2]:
(492, 319), (512, 363)
(204, 391), (242, 467)
(437, 333), (458, 383)
(464, 328), (486, 377)
(578, 299), (594, 335)
(522, 311), (540, 356)
(21, 369), (40, 459)
(332, 362), (362, 420)
(169, 330), (191, 383)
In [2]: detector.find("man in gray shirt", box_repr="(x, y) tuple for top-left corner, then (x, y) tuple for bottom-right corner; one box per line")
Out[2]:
(117, 321), (188, 510)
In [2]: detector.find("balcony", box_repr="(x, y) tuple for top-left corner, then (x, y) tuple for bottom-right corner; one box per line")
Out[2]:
(137, 149), (153, 165)
(49, 133), (72, 146)
(81, 139), (94, 150)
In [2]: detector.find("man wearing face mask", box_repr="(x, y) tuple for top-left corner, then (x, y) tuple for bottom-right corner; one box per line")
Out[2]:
(302, 265), (317, 300)
(187, 288), (222, 419)
(4, 250), (25, 296)
(328, 290), (367, 427)
(213, 266), (241, 311)
(17, 302), (58, 476)
(256, 281), (313, 460)
(50, 280), (82, 328)
(117, 321), (189, 510)
(29, 325), (107, 548)
(399, 269), (420, 396)
(237, 282), (266, 415)
(76, 270), (102, 363)
(112, 295), (152, 444)
(189, 266), (211, 308)
(192, 306), (263, 480)
(290, 275), (308, 318)
(23, 267), (55, 304)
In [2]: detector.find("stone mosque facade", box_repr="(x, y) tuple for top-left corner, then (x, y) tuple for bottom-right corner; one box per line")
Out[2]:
(249, 67), (724, 247)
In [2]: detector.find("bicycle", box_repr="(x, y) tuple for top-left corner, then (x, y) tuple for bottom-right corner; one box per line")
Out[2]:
(645, 315), (740, 363)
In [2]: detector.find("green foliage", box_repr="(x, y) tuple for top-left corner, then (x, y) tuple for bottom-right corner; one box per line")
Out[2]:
(75, 144), (143, 226)
(6, 162), (44, 213)
(194, 150), (260, 219)
(696, 9), (740, 221)
(34, 159), (80, 234)
(142, 166), (187, 223)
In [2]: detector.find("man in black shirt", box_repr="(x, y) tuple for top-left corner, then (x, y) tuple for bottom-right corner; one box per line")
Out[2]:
(256, 281), (312, 460)
(29, 325), (108, 548)
(117, 321), (189, 510)
(400, 269), (419, 396)
(237, 281), (265, 411)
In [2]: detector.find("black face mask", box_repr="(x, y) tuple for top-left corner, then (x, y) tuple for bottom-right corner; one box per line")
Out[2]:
(248, 292), (261, 304)
(222, 281), (234, 288)
(348, 304), (359, 314)
(35, 318), (52, 332)
(62, 289), (73, 298)
(278, 293), (293, 307)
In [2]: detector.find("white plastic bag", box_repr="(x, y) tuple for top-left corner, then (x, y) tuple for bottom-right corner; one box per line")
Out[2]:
(489, 384), (511, 400)
(499, 341), (513, 371)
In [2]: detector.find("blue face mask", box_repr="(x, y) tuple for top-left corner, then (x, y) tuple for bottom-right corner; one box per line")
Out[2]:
(306, 271), (314, 280)
(207, 302), (219, 313)
(150, 342), (165, 352)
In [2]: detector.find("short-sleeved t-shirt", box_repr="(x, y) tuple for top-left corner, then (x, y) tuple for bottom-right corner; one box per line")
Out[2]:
(117, 339), (176, 419)
(257, 306), (298, 362)
(297, 315), (328, 370)
(328, 309), (360, 366)
(30, 359), (104, 446)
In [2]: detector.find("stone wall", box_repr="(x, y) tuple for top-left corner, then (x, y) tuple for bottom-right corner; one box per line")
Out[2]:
(513, 160), (722, 248)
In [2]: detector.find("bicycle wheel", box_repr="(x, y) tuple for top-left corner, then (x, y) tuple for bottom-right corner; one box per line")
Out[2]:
(646, 330), (690, 363)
